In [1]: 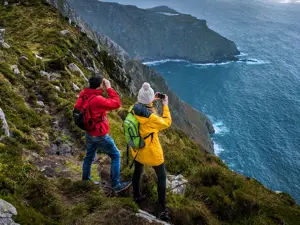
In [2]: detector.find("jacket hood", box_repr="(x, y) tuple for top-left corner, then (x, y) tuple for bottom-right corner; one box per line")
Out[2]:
(81, 88), (104, 97)
(133, 103), (153, 124)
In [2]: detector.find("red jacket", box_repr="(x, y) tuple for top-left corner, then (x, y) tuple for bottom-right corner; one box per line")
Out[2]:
(75, 87), (122, 136)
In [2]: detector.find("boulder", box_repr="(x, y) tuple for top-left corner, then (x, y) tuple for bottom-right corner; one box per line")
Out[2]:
(72, 83), (80, 91)
(68, 63), (88, 82)
(0, 108), (10, 139)
(10, 65), (20, 75)
(0, 199), (19, 225)
(166, 174), (188, 195)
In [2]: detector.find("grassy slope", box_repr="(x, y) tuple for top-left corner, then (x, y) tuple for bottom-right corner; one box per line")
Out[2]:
(0, 1), (300, 224)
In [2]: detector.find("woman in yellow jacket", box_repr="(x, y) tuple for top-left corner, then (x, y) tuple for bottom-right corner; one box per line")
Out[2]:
(131, 82), (172, 221)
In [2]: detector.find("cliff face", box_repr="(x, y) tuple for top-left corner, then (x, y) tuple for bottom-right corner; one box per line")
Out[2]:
(67, 0), (240, 63)
(1, 1), (300, 225)
(46, 0), (215, 153)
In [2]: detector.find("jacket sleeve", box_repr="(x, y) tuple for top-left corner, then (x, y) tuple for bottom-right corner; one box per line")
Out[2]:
(94, 88), (122, 111)
(149, 105), (172, 131)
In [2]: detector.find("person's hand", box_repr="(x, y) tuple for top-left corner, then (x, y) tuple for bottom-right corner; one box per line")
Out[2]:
(154, 92), (161, 101)
(162, 94), (169, 106)
(103, 78), (111, 89)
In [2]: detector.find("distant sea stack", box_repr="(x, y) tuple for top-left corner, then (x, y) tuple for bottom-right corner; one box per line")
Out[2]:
(68, 0), (240, 63)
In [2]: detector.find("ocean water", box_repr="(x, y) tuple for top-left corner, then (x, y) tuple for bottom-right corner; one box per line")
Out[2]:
(142, 0), (300, 203)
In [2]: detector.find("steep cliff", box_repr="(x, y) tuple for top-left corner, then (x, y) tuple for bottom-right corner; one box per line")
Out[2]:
(67, 0), (240, 63)
(1, 1), (300, 225)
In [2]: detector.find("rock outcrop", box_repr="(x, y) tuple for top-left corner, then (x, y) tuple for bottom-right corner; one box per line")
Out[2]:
(46, 0), (215, 153)
(0, 29), (10, 49)
(68, 0), (240, 63)
(68, 63), (88, 82)
(0, 199), (18, 225)
(167, 174), (188, 195)
(0, 108), (10, 140)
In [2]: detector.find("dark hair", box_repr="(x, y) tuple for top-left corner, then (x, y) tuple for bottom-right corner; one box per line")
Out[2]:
(89, 74), (103, 89)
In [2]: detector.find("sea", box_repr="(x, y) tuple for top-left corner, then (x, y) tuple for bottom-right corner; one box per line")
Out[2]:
(104, 0), (300, 202)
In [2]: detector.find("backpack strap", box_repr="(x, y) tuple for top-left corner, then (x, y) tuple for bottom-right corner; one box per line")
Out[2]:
(128, 132), (154, 169)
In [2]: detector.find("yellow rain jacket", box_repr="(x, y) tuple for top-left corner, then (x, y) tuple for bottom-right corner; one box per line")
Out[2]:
(130, 103), (172, 166)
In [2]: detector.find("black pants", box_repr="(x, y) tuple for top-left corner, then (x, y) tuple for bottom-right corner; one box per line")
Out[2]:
(132, 161), (166, 209)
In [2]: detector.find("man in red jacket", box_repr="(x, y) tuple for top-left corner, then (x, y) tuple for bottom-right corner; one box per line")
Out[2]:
(77, 75), (131, 193)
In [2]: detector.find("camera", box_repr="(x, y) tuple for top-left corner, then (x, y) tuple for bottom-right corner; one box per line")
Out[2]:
(155, 92), (166, 100)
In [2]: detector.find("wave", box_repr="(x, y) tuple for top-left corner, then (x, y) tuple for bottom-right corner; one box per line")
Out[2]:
(142, 59), (187, 66)
(143, 56), (270, 67)
(213, 121), (229, 135)
(241, 59), (271, 65)
(237, 52), (248, 57)
(214, 142), (225, 156)
(191, 61), (233, 67)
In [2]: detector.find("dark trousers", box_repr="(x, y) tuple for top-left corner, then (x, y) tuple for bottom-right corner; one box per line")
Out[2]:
(132, 161), (166, 209)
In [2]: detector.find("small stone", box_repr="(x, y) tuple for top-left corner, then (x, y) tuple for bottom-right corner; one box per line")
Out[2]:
(59, 30), (70, 35)
(275, 191), (282, 194)
(32, 152), (39, 158)
(86, 67), (95, 72)
(40, 70), (50, 77)
(4, 2), (8, 6)
(0, 29), (5, 43)
(34, 54), (43, 60)
(0, 108), (10, 139)
(54, 86), (61, 91)
(37, 101), (45, 107)
(19, 56), (29, 61)
(10, 65), (20, 75)
(2, 42), (10, 49)
(72, 83), (80, 91)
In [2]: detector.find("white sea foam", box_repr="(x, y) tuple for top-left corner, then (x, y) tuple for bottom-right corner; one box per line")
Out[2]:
(237, 52), (248, 57)
(244, 59), (271, 65)
(142, 59), (187, 66)
(214, 142), (225, 156)
(192, 61), (233, 67)
(213, 121), (229, 135)
(157, 12), (180, 16)
(143, 57), (270, 67)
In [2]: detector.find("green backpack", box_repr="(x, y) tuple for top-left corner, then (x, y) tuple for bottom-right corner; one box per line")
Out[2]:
(123, 106), (153, 168)
(123, 106), (145, 150)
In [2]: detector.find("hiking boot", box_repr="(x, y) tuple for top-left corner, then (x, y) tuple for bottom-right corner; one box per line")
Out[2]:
(134, 194), (147, 204)
(112, 181), (132, 193)
(158, 209), (170, 222)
